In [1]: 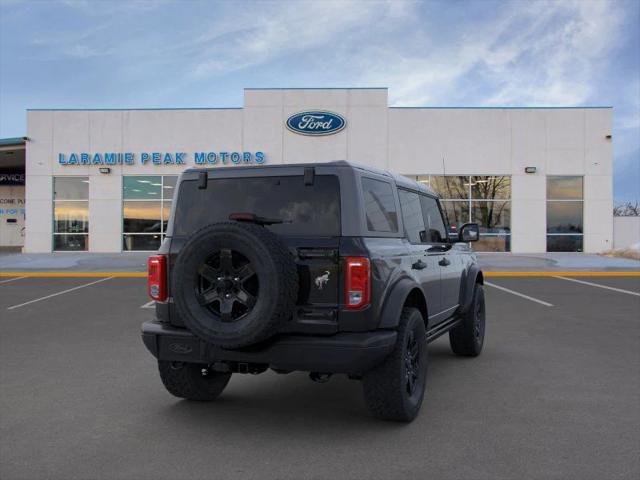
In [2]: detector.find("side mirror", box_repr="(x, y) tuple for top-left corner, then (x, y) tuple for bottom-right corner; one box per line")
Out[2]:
(457, 223), (480, 242)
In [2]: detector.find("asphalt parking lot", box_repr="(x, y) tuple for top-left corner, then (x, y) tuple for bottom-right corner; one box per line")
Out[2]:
(1, 275), (639, 480)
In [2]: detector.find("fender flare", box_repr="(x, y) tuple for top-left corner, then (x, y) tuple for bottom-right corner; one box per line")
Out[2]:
(378, 277), (427, 329)
(459, 265), (484, 314)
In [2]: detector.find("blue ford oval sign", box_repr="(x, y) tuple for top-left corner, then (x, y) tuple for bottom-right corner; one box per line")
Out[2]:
(286, 111), (346, 136)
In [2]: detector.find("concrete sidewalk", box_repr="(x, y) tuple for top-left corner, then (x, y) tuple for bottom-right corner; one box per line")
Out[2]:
(1, 250), (639, 274)
(476, 252), (640, 272)
(0, 252), (148, 273)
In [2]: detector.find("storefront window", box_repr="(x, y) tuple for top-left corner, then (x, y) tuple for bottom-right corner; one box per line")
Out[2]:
(53, 177), (89, 251)
(429, 176), (469, 199)
(122, 175), (177, 251)
(407, 175), (511, 251)
(440, 200), (470, 231)
(546, 176), (583, 252)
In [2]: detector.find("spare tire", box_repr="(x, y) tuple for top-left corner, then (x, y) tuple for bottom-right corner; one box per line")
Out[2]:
(172, 222), (298, 349)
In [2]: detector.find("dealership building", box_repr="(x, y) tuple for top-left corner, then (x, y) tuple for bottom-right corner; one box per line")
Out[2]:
(0, 88), (614, 253)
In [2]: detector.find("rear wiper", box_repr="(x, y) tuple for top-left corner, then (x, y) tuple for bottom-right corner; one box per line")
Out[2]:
(228, 212), (288, 226)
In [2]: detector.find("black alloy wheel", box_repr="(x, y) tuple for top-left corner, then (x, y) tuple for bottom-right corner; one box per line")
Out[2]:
(172, 221), (298, 348)
(474, 291), (485, 343)
(405, 329), (420, 396)
(196, 248), (259, 322)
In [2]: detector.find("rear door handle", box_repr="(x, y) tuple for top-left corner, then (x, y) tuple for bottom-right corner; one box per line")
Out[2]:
(412, 259), (427, 270)
(438, 257), (451, 267)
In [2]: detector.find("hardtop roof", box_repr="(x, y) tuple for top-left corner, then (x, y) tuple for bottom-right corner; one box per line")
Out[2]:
(186, 160), (438, 196)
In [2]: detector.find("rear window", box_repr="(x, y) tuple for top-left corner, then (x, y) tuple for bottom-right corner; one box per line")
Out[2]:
(362, 177), (398, 233)
(171, 175), (341, 236)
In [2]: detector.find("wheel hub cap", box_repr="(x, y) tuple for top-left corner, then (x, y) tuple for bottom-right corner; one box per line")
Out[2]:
(195, 248), (258, 322)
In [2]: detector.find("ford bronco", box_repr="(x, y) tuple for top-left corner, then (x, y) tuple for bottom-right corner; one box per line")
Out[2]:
(141, 161), (485, 422)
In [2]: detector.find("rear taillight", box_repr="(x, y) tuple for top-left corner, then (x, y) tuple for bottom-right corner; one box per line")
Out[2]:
(345, 256), (370, 310)
(148, 255), (167, 302)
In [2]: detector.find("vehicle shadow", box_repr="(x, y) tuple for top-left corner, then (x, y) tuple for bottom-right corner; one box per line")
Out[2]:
(153, 340), (465, 433)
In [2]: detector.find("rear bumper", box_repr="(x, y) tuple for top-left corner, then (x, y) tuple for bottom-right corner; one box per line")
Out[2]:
(141, 320), (397, 374)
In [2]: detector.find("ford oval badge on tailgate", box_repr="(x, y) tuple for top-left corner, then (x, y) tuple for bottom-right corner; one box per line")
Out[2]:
(286, 111), (346, 136)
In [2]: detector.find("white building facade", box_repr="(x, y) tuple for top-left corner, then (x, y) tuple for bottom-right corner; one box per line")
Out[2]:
(23, 88), (613, 253)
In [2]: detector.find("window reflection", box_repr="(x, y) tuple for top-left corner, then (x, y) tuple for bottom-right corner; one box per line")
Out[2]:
(123, 176), (162, 199)
(440, 201), (469, 231)
(122, 175), (177, 250)
(471, 176), (511, 200)
(54, 177), (89, 200)
(429, 176), (469, 199)
(546, 176), (583, 252)
(402, 174), (512, 252)
(54, 234), (88, 251)
(54, 201), (89, 233)
(362, 178), (399, 233)
(123, 201), (162, 233)
(471, 201), (510, 234)
(547, 235), (583, 252)
(547, 176), (583, 200)
(398, 190), (425, 243)
(53, 177), (89, 251)
(420, 196), (448, 243)
(547, 201), (583, 233)
(473, 235), (511, 252)
(123, 234), (162, 251)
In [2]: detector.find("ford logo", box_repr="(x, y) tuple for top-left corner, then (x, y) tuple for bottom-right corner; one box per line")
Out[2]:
(286, 111), (346, 136)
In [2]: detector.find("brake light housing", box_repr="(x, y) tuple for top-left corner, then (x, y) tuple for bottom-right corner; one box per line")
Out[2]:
(148, 255), (167, 302)
(345, 256), (370, 310)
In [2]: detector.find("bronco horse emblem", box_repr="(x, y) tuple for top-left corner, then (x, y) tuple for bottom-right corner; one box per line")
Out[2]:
(314, 271), (330, 290)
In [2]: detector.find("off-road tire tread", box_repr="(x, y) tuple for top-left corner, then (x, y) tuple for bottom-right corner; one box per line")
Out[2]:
(449, 283), (484, 356)
(158, 361), (231, 401)
(363, 307), (426, 422)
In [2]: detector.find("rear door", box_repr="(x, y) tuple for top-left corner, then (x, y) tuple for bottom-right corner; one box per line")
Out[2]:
(420, 195), (462, 318)
(170, 173), (342, 329)
(397, 189), (441, 321)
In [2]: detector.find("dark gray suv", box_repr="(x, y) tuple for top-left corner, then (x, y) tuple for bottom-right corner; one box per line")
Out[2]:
(142, 161), (485, 422)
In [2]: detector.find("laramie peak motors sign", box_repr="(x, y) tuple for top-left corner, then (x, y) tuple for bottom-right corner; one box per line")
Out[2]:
(286, 111), (346, 136)
(57, 151), (266, 166)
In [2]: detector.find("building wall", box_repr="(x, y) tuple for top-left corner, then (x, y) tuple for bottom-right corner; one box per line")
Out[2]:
(613, 216), (640, 249)
(25, 88), (614, 253)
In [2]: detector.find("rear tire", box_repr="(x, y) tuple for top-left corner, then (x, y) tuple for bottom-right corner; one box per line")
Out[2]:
(449, 283), (485, 356)
(158, 361), (231, 401)
(363, 308), (427, 422)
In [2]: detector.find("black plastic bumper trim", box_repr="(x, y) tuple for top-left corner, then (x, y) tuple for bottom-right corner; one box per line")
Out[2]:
(141, 320), (397, 374)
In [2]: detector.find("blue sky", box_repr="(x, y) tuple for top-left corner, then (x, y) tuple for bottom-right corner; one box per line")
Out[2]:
(0, 0), (638, 203)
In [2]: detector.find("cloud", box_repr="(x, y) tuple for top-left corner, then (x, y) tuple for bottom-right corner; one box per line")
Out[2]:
(189, 1), (411, 79)
(356, 0), (624, 107)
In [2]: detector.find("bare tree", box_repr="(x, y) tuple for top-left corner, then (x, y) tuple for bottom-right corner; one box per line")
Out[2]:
(613, 202), (640, 216)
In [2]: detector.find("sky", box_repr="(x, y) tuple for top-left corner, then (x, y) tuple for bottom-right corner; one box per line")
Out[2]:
(0, 0), (638, 203)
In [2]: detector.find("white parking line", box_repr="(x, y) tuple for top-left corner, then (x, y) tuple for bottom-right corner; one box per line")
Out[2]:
(0, 276), (27, 285)
(141, 300), (155, 308)
(484, 281), (554, 307)
(7, 277), (114, 310)
(553, 276), (640, 297)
